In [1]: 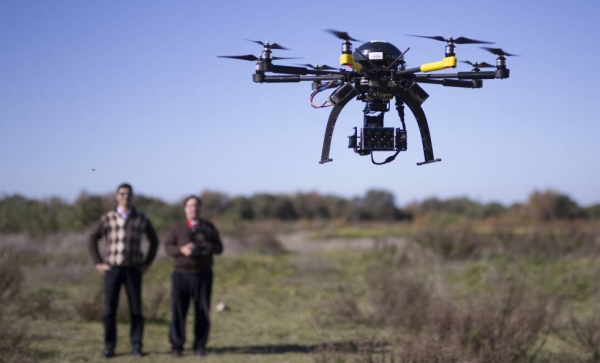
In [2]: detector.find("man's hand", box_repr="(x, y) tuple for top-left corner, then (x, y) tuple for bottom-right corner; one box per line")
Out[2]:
(95, 263), (110, 276)
(180, 243), (195, 257)
(194, 242), (213, 256)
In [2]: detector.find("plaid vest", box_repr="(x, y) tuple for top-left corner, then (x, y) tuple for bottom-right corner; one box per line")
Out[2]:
(100, 209), (149, 266)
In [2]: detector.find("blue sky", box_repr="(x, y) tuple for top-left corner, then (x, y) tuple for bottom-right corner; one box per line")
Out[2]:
(1, 0), (599, 207)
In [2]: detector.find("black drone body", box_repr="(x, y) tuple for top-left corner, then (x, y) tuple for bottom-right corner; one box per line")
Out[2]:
(218, 31), (515, 166)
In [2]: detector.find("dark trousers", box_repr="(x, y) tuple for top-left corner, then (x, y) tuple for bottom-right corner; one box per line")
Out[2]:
(103, 267), (144, 352)
(169, 270), (213, 351)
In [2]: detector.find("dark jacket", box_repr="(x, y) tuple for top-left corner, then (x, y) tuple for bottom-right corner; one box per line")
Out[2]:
(164, 219), (223, 274)
(89, 207), (159, 268)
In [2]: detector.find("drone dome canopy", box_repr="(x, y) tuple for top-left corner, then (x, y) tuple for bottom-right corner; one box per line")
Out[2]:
(353, 41), (403, 68)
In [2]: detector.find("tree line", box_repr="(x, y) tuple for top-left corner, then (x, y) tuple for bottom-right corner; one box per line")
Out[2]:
(1, 189), (599, 235)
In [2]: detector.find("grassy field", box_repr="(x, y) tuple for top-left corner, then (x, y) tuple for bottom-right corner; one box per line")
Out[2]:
(24, 253), (379, 363)
(2, 221), (600, 362)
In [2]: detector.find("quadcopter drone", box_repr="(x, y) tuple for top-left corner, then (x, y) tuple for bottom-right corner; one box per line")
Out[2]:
(218, 30), (516, 166)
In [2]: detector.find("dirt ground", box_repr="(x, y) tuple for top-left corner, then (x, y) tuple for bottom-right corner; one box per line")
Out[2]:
(276, 232), (408, 253)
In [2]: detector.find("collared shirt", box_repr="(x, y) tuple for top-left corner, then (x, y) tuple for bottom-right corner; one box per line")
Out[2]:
(187, 219), (199, 229)
(117, 206), (132, 220)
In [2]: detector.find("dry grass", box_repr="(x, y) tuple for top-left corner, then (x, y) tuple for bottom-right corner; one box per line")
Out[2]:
(1, 220), (599, 362)
(553, 308), (600, 363)
(0, 247), (37, 363)
(412, 221), (600, 261)
(314, 223), (597, 363)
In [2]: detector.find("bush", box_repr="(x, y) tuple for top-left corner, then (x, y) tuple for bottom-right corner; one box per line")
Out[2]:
(412, 222), (484, 260)
(554, 309), (600, 363)
(319, 246), (558, 363)
(368, 265), (433, 332)
(0, 255), (36, 363)
(73, 288), (104, 322)
(0, 263), (23, 305)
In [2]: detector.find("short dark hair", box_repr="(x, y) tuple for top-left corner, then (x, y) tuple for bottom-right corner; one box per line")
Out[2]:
(116, 183), (133, 194)
(183, 195), (202, 207)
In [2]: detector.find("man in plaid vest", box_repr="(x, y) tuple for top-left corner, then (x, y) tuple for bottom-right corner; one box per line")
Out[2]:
(89, 183), (159, 358)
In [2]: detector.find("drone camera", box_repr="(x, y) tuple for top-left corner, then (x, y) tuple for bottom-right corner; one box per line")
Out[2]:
(361, 127), (396, 151)
(364, 113), (384, 127)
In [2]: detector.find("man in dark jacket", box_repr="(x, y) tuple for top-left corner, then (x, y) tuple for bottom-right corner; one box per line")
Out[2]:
(164, 195), (223, 357)
(88, 183), (159, 358)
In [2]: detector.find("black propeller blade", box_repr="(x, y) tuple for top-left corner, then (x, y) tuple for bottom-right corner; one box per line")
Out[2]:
(325, 29), (361, 42)
(408, 34), (494, 45)
(460, 60), (495, 68)
(481, 47), (519, 57)
(217, 38), (298, 62)
(244, 39), (289, 50)
(218, 54), (259, 61)
(297, 63), (337, 71)
(217, 55), (300, 62)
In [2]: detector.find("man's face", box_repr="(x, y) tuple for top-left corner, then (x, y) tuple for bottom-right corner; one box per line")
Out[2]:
(115, 187), (133, 209)
(184, 198), (201, 220)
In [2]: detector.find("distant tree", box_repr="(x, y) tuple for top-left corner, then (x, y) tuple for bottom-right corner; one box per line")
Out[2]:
(0, 194), (80, 234)
(46, 197), (78, 232)
(0, 195), (28, 233)
(585, 204), (600, 220)
(250, 193), (276, 220)
(272, 197), (298, 220)
(134, 195), (181, 231)
(360, 189), (399, 220)
(200, 190), (229, 218)
(321, 195), (357, 221)
(481, 202), (507, 219)
(402, 196), (506, 220)
(291, 192), (328, 220)
(249, 193), (298, 220)
(223, 196), (254, 220)
(73, 192), (113, 229)
(418, 197), (444, 215)
(525, 189), (582, 221)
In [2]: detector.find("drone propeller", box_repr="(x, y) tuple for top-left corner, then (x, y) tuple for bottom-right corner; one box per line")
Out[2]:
(325, 29), (361, 42)
(218, 38), (299, 62)
(244, 39), (289, 50)
(217, 54), (300, 62)
(480, 47), (519, 57)
(408, 34), (494, 45)
(297, 63), (337, 71)
(460, 60), (495, 68)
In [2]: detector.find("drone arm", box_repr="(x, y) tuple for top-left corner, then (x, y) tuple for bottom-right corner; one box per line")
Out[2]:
(420, 56), (457, 72)
(253, 74), (344, 83)
(415, 78), (480, 88)
(253, 73), (300, 83)
(394, 56), (457, 76)
(270, 64), (345, 76)
(415, 71), (497, 80)
(270, 65), (310, 75)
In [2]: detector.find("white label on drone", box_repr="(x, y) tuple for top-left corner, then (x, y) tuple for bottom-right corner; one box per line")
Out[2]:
(369, 52), (384, 60)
